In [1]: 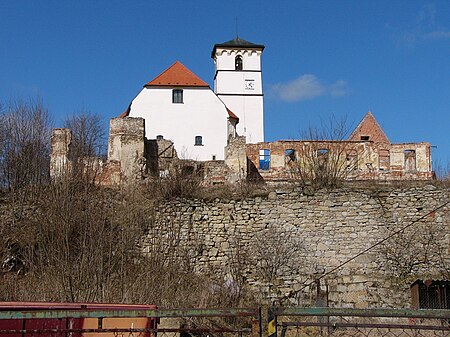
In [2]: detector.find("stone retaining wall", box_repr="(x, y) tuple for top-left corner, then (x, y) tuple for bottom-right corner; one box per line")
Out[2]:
(145, 185), (449, 308)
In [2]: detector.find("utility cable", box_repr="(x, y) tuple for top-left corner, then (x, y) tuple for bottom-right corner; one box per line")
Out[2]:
(280, 198), (450, 305)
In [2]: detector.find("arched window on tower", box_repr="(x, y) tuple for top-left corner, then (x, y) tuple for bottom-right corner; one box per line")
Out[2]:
(235, 55), (243, 70)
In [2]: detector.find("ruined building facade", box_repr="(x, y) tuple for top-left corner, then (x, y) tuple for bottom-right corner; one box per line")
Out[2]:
(243, 112), (433, 183)
(50, 111), (433, 185)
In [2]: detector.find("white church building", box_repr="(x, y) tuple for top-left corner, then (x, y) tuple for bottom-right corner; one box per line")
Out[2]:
(121, 37), (265, 161)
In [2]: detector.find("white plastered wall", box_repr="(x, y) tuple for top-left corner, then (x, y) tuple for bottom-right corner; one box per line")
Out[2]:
(218, 95), (264, 143)
(214, 48), (262, 71)
(214, 48), (264, 143)
(129, 87), (229, 161)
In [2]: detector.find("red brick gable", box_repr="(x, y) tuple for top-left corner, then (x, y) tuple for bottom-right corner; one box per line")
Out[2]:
(145, 61), (209, 87)
(348, 111), (390, 143)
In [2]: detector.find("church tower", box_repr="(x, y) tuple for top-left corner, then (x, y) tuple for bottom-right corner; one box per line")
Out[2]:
(212, 37), (265, 143)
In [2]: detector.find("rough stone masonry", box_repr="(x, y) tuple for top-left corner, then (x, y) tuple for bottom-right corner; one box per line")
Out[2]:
(145, 185), (449, 308)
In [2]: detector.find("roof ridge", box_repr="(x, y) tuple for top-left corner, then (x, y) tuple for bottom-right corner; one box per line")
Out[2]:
(145, 61), (209, 87)
(348, 111), (390, 143)
(211, 37), (265, 58)
(147, 60), (180, 85)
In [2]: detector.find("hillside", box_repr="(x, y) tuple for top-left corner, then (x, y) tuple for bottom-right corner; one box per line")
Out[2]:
(0, 180), (449, 309)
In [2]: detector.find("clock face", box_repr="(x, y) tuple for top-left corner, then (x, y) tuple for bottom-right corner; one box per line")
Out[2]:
(244, 79), (255, 90)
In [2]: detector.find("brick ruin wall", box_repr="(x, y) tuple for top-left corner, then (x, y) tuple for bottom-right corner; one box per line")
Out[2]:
(244, 140), (433, 183)
(51, 117), (434, 186)
(145, 185), (449, 308)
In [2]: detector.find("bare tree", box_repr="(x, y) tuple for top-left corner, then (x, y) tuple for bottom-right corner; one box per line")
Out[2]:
(148, 160), (203, 200)
(250, 225), (306, 302)
(380, 219), (450, 280)
(17, 181), (146, 302)
(0, 98), (51, 189)
(294, 116), (361, 190)
(434, 159), (450, 187)
(0, 181), (261, 306)
(63, 110), (106, 181)
(64, 109), (106, 159)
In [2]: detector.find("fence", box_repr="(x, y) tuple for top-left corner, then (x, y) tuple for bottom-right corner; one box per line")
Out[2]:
(269, 307), (450, 337)
(0, 306), (449, 337)
(0, 307), (261, 337)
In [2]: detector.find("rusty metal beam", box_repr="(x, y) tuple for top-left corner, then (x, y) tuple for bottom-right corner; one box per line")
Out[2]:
(0, 328), (251, 334)
(0, 307), (260, 320)
(281, 321), (450, 331)
(270, 307), (450, 319)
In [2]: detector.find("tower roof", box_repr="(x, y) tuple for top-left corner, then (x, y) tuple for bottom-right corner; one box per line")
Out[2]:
(348, 111), (390, 144)
(211, 37), (265, 58)
(145, 61), (209, 87)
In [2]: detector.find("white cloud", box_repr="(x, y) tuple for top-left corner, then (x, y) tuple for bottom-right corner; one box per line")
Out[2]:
(395, 4), (450, 46)
(268, 74), (348, 102)
(330, 80), (348, 97)
(423, 30), (450, 40)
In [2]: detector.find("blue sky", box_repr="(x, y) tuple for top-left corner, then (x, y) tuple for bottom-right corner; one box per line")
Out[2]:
(1, 1), (449, 165)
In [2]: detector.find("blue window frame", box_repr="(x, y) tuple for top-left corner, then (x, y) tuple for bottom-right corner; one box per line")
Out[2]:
(259, 149), (270, 170)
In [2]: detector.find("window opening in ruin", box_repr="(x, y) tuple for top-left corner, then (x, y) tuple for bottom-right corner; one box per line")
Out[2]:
(317, 148), (329, 161)
(379, 149), (390, 170)
(317, 149), (329, 170)
(285, 149), (296, 160)
(194, 135), (203, 146)
(181, 165), (195, 176)
(212, 155), (216, 160)
(346, 150), (358, 170)
(411, 280), (450, 309)
(360, 135), (370, 141)
(285, 149), (296, 166)
(404, 150), (416, 171)
(259, 149), (270, 170)
(156, 135), (164, 140)
(235, 55), (243, 70)
(172, 89), (183, 103)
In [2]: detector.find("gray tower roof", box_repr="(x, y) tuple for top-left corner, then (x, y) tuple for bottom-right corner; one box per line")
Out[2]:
(211, 37), (265, 58)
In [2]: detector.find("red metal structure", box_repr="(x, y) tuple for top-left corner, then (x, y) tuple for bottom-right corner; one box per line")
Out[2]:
(0, 302), (158, 336)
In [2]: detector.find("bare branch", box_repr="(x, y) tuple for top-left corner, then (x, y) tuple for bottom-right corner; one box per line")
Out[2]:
(0, 98), (51, 189)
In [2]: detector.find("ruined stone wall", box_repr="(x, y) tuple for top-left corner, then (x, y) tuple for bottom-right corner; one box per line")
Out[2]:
(50, 128), (72, 178)
(202, 160), (230, 185)
(108, 117), (146, 182)
(51, 118), (147, 184)
(145, 185), (449, 308)
(145, 138), (178, 176)
(243, 140), (433, 182)
(224, 136), (247, 183)
(51, 117), (434, 186)
(50, 128), (107, 183)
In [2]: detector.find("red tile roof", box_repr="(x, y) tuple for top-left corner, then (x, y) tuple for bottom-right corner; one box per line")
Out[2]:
(226, 108), (239, 121)
(146, 61), (209, 87)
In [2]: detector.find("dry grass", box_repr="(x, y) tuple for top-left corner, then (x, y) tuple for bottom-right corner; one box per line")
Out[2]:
(0, 178), (260, 307)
